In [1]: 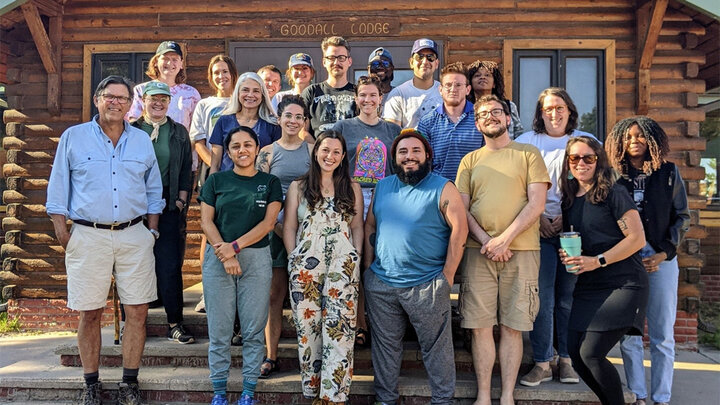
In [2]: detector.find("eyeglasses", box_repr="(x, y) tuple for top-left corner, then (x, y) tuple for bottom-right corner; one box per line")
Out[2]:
(543, 105), (567, 115)
(442, 82), (467, 91)
(567, 154), (598, 165)
(476, 108), (505, 120)
(412, 53), (437, 63)
(146, 96), (170, 104)
(100, 94), (131, 104)
(370, 60), (391, 70)
(324, 55), (349, 63)
(281, 112), (305, 121)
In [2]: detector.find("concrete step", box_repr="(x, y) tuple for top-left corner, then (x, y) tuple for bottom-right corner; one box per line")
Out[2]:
(0, 362), (636, 404)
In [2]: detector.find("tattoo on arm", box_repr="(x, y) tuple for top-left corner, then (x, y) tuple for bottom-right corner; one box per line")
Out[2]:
(617, 217), (629, 231)
(441, 199), (449, 213)
(256, 151), (270, 172)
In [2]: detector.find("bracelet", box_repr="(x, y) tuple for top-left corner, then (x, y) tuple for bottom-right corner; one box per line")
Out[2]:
(176, 198), (187, 208)
(231, 240), (241, 254)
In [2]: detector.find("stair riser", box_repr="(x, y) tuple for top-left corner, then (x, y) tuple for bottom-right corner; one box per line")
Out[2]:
(0, 387), (605, 404)
(58, 354), (484, 373)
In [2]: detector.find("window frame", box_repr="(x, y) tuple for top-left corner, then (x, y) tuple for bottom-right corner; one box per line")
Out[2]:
(502, 39), (616, 137)
(82, 43), (188, 122)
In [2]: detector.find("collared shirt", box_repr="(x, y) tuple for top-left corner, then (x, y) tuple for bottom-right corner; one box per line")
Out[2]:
(417, 100), (485, 181)
(46, 116), (165, 223)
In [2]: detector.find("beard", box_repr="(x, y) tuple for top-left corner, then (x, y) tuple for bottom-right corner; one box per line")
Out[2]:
(393, 159), (431, 186)
(482, 120), (508, 139)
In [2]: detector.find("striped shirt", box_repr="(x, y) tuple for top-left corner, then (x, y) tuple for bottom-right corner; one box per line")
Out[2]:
(417, 101), (485, 181)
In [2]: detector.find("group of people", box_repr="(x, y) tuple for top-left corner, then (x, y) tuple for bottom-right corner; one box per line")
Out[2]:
(46, 35), (689, 405)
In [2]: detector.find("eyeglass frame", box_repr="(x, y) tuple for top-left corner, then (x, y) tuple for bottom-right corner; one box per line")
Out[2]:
(567, 154), (598, 165)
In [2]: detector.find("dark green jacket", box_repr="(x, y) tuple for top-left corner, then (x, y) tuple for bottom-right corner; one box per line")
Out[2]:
(132, 116), (193, 212)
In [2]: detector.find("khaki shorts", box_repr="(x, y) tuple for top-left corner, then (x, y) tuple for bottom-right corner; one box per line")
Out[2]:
(458, 247), (540, 331)
(65, 222), (157, 311)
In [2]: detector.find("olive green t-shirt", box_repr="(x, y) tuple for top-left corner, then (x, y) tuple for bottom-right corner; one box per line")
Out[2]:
(198, 170), (282, 248)
(140, 121), (171, 187)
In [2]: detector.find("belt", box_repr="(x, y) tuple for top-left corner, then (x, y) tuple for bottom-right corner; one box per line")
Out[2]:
(74, 216), (143, 230)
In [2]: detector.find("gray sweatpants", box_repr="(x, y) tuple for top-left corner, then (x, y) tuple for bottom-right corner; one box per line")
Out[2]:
(363, 270), (456, 405)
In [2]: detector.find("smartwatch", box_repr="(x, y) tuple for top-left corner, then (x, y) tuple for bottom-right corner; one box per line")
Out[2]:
(149, 228), (160, 240)
(597, 254), (608, 268)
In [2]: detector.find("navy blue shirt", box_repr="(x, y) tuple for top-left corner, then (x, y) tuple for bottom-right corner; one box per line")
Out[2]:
(209, 114), (281, 172)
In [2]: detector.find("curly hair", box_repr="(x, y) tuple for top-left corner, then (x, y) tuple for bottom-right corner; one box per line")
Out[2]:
(560, 136), (616, 209)
(605, 116), (670, 177)
(532, 87), (579, 135)
(466, 60), (506, 104)
(298, 130), (356, 217)
(146, 53), (187, 84)
(277, 94), (309, 118)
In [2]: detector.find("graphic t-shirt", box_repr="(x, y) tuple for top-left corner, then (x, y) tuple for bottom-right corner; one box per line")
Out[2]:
(301, 82), (357, 137)
(333, 117), (401, 188)
(189, 97), (230, 146)
(198, 170), (282, 248)
(628, 166), (647, 213)
(382, 79), (442, 129)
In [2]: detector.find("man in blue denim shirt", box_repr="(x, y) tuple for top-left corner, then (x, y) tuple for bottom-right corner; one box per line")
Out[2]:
(46, 76), (165, 405)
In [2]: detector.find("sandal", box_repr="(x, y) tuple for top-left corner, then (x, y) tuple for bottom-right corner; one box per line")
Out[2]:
(355, 328), (369, 347)
(259, 357), (278, 378)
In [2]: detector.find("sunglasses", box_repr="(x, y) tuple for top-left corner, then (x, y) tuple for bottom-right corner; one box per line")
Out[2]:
(568, 154), (598, 165)
(412, 53), (437, 63)
(370, 60), (391, 70)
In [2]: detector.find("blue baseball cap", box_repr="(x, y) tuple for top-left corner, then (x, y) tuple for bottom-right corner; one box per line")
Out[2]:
(411, 38), (438, 56)
(288, 53), (314, 69)
(368, 47), (393, 64)
(156, 41), (183, 59)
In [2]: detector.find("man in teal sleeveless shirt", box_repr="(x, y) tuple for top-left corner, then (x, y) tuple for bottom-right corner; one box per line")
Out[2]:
(363, 129), (468, 405)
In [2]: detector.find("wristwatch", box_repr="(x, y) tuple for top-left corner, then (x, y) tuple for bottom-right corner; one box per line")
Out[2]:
(176, 198), (187, 209)
(149, 228), (160, 240)
(597, 254), (608, 267)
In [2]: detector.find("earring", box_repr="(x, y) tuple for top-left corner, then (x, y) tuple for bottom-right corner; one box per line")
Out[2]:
(567, 172), (574, 180)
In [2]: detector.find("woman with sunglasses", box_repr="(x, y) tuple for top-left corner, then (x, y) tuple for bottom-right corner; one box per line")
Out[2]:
(334, 74), (401, 347)
(559, 136), (648, 405)
(255, 95), (312, 378)
(283, 131), (364, 405)
(199, 126), (282, 405)
(516, 87), (592, 387)
(607, 117), (689, 405)
(466, 60), (523, 138)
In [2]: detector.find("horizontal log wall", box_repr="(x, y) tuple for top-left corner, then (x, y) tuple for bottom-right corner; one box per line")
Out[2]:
(0, 1), (711, 320)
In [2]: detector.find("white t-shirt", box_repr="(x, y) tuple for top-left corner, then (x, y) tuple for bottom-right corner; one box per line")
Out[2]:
(382, 80), (442, 129)
(515, 129), (594, 217)
(189, 96), (230, 146)
(272, 89), (297, 112)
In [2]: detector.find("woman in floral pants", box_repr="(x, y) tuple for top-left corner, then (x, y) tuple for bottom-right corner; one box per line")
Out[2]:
(283, 131), (364, 404)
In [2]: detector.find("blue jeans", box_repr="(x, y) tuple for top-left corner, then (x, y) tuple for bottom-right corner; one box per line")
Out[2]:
(202, 245), (272, 383)
(529, 237), (576, 361)
(620, 254), (678, 403)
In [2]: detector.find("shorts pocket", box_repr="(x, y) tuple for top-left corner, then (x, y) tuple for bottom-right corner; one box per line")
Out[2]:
(526, 281), (540, 320)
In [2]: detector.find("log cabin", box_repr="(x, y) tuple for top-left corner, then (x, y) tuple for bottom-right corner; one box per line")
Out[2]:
(0, 0), (717, 347)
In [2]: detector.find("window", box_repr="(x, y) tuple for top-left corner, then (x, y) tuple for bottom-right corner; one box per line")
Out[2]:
(503, 40), (615, 140)
(228, 40), (443, 90)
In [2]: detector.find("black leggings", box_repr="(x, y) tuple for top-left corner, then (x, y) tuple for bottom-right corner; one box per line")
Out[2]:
(568, 328), (631, 405)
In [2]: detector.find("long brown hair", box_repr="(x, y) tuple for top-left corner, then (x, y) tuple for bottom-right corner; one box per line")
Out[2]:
(605, 116), (669, 177)
(560, 136), (615, 209)
(299, 130), (356, 216)
(532, 87), (578, 135)
(146, 53), (187, 84)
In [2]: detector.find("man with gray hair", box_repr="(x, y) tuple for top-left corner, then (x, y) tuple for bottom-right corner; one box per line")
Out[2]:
(46, 75), (165, 405)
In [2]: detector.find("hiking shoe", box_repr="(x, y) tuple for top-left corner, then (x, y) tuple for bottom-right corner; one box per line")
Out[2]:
(117, 382), (142, 405)
(237, 393), (256, 405)
(632, 400), (646, 405)
(167, 324), (195, 344)
(195, 295), (206, 313)
(519, 365), (553, 387)
(80, 381), (102, 405)
(558, 362), (580, 383)
(211, 394), (229, 405)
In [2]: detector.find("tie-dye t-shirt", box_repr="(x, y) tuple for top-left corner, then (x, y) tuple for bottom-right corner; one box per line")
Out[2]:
(333, 117), (401, 188)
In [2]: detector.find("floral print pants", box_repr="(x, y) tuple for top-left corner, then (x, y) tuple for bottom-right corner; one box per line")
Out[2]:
(288, 198), (360, 402)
